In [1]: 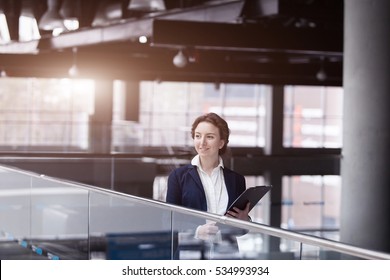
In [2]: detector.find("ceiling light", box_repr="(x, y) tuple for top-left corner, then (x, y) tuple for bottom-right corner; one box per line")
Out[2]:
(0, 68), (7, 78)
(92, 1), (123, 27)
(173, 50), (187, 68)
(316, 68), (327, 81)
(60, 0), (80, 31)
(68, 47), (79, 77)
(138, 35), (148, 44)
(316, 57), (327, 81)
(68, 64), (79, 77)
(38, 0), (66, 31)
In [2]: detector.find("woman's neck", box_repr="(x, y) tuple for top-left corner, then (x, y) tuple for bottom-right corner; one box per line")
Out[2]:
(199, 156), (219, 175)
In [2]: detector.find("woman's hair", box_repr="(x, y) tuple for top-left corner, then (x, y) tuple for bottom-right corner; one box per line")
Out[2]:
(191, 112), (230, 155)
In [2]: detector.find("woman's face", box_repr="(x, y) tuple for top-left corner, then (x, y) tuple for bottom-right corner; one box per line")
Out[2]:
(193, 121), (225, 158)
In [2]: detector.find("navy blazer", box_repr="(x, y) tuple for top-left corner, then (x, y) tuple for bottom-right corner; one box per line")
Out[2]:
(166, 164), (246, 212)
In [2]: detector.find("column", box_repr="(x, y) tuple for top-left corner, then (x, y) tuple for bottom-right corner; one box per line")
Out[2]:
(89, 79), (113, 153)
(340, 0), (390, 253)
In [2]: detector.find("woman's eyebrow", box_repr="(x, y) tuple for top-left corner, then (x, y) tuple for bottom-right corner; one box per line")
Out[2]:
(195, 132), (216, 135)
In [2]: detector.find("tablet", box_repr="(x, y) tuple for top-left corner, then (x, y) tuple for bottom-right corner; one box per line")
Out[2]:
(226, 185), (272, 214)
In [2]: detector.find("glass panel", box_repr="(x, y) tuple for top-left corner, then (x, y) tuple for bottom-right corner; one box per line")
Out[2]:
(30, 177), (89, 260)
(0, 167), (34, 259)
(172, 210), (300, 260)
(89, 191), (174, 260)
(0, 165), (385, 260)
(283, 85), (343, 148)
(281, 176), (341, 236)
(112, 158), (157, 198)
(172, 211), (246, 260)
(300, 243), (364, 260)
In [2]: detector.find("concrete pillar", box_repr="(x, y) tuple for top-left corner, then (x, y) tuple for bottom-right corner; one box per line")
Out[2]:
(124, 81), (140, 122)
(340, 0), (390, 253)
(89, 80), (113, 153)
(264, 85), (284, 156)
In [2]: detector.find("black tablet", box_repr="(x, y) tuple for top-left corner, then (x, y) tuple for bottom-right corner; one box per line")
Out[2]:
(226, 185), (272, 213)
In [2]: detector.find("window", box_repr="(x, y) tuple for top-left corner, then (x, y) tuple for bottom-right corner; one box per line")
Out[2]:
(0, 78), (94, 151)
(284, 86), (343, 148)
(139, 81), (268, 148)
(281, 175), (341, 234)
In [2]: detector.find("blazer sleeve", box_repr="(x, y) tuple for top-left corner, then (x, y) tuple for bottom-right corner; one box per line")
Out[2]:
(166, 169), (182, 206)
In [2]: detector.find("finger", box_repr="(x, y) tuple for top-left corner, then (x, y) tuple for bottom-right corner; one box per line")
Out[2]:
(227, 210), (237, 217)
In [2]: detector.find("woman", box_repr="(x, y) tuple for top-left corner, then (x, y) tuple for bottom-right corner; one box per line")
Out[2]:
(167, 112), (250, 243)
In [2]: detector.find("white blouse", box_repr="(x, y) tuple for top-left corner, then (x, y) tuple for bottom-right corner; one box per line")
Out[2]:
(191, 155), (229, 215)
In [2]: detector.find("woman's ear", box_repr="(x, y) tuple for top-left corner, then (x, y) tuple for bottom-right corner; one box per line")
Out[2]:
(219, 140), (225, 150)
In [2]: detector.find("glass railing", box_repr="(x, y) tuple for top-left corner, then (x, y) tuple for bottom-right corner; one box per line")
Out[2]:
(1, 164), (389, 260)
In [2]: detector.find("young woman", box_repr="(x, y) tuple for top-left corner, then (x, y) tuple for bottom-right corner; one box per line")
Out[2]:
(166, 112), (250, 242)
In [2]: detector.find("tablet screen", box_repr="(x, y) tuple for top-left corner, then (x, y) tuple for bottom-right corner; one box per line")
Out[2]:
(226, 185), (272, 213)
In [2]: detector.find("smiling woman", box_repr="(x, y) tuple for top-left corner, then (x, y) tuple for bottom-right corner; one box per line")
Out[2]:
(166, 113), (250, 258)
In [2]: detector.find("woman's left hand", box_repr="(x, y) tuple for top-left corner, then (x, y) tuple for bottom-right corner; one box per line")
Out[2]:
(225, 202), (251, 221)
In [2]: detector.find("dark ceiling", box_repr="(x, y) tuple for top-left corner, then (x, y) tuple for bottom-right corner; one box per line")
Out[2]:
(0, 0), (343, 86)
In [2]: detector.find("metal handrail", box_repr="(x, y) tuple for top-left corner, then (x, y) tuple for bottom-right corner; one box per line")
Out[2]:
(1, 164), (390, 260)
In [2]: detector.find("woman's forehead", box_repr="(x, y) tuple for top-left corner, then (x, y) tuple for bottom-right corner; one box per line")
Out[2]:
(195, 121), (219, 133)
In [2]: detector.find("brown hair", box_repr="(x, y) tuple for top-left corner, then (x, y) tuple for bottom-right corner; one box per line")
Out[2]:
(191, 112), (230, 155)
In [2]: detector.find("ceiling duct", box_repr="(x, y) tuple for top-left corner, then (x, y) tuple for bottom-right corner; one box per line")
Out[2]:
(126, 0), (166, 18)
(239, 0), (278, 23)
(128, 0), (166, 12)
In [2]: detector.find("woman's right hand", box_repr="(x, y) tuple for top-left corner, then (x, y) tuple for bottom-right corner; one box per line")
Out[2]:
(196, 221), (219, 241)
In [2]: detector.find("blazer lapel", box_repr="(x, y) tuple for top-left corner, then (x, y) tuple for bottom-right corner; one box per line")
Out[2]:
(223, 168), (236, 207)
(188, 165), (204, 191)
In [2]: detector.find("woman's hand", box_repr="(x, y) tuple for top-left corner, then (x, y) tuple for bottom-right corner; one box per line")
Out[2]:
(225, 202), (251, 221)
(196, 221), (219, 241)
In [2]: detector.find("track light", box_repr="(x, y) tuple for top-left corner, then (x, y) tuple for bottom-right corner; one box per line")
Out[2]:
(173, 50), (188, 68)
(60, 0), (80, 31)
(316, 68), (327, 82)
(128, 0), (166, 12)
(39, 0), (66, 31)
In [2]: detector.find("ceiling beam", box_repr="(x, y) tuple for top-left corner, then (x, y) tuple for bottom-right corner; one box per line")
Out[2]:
(152, 19), (343, 56)
(0, 0), (244, 53)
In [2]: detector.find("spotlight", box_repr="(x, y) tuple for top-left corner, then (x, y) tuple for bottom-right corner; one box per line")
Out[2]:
(68, 47), (79, 77)
(316, 57), (327, 81)
(138, 35), (148, 44)
(128, 0), (166, 12)
(68, 64), (79, 77)
(173, 50), (187, 68)
(316, 68), (327, 81)
(39, 0), (66, 31)
(0, 68), (7, 78)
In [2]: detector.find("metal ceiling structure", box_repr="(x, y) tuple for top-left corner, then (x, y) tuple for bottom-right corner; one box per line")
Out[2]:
(0, 0), (343, 86)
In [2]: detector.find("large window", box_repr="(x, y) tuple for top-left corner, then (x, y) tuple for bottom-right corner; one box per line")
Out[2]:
(0, 78), (94, 151)
(139, 81), (269, 148)
(283, 86), (343, 148)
